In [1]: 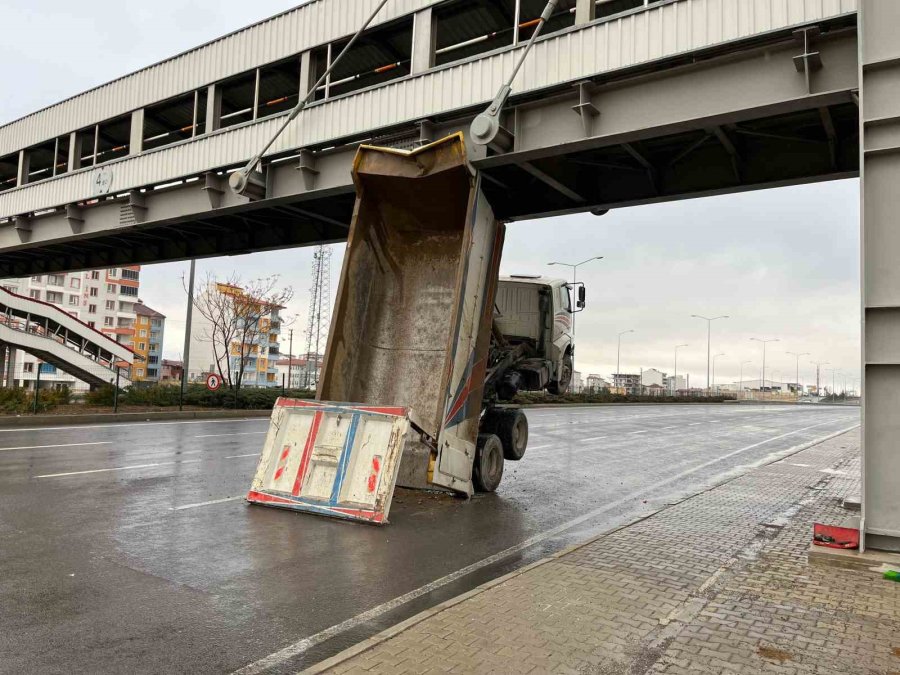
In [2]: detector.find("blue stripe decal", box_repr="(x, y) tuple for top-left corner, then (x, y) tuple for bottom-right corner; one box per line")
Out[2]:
(330, 413), (360, 504)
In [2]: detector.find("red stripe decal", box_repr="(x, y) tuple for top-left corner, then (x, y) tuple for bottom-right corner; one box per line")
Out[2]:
(444, 373), (473, 425)
(292, 411), (323, 496)
(273, 444), (291, 481)
(367, 456), (382, 493)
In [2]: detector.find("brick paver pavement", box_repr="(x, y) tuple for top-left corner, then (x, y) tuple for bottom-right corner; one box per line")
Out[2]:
(309, 430), (900, 675)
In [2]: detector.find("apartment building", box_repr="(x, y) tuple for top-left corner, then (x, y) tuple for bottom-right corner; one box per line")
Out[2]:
(132, 302), (166, 384)
(188, 282), (283, 389)
(0, 266), (141, 389)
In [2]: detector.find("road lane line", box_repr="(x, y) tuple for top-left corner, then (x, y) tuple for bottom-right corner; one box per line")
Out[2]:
(0, 418), (269, 433)
(660, 426), (677, 430)
(580, 436), (606, 442)
(171, 496), (245, 511)
(196, 431), (268, 438)
(0, 441), (112, 452)
(629, 430), (649, 435)
(36, 459), (202, 478)
(688, 422), (703, 426)
(224, 453), (260, 459)
(232, 419), (859, 675)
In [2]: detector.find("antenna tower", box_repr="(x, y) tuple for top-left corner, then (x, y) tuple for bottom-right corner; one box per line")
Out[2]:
(303, 245), (332, 388)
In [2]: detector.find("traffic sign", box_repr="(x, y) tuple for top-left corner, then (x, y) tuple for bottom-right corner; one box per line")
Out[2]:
(206, 373), (223, 391)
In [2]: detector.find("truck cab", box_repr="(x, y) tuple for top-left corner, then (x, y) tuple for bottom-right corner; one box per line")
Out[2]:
(491, 275), (584, 399)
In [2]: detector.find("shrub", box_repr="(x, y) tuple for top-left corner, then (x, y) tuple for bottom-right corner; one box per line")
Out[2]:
(512, 391), (735, 405)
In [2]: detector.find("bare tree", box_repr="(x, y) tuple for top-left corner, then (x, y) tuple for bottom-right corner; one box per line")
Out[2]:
(189, 273), (293, 392)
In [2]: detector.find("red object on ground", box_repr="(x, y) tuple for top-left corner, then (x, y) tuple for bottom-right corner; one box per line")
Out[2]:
(813, 523), (860, 549)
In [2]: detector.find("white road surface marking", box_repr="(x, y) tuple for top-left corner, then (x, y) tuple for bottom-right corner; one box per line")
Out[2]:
(35, 452), (259, 478)
(231, 418), (859, 675)
(37, 459), (202, 478)
(0, 418), (268, 433)
(195, 431), (268, 438)
(580, 436), (607, 442)
(630, 430), (649, 435)
(171, 496), (245, 511)
(0, 441), (112, 452)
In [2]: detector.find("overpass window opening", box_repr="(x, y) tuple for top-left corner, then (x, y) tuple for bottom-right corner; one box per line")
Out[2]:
(143, 92), (204, 151)
(0, 154), (17, 192)
(219, 71), (257, 128)
(312, 18), (413, 101)
(434, 0), (575, 68)
(257, 58), (301, 119)
(96, 116), (131, 164)
(75, 126), (97, 168)
(595, 0), (656, 20)
(517, 0), (576, 41)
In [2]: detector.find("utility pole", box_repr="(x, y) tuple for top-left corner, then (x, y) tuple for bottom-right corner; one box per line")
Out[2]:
(750, 337), (779, 396)
(811, 360), (829, 398)
(786, 351), (810, 398)
(692, 314), (729, 396)
(288, 328), (294, 391)
(674, 344), (688, 395)
(180, 259), (196, 412)
(548, 256), (603, 379)
(616, 329), (634, 394)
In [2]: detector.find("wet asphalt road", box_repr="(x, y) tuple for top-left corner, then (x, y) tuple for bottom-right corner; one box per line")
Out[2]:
(0, 404), (859, 674)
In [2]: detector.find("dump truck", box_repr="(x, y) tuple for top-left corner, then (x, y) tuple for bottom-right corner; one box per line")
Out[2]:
(246, 134), (585, 524)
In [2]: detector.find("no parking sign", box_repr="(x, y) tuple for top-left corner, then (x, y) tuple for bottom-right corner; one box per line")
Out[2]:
(206, 373), (223, 391)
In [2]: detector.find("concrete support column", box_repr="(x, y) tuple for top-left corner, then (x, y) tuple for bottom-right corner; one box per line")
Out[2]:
(860, 0), (900, 552)
(299, 51), (313, 97)
(6, 347), (17, 388)
(205, 84), (222, 133)
(411, 7), (435, 74)
(16, 150), (29, 186)
(129, 109), (144, 155)
(575, 0), (596, 25)
(68, 131), (81, 172)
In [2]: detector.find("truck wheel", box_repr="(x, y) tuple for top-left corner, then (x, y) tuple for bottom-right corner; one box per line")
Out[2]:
(473, 434), (504, 493)
(496, 409), (528, 461)
(547, 351), (573, 395)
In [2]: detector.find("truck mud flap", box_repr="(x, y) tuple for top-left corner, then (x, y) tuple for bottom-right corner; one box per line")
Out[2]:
(246, 398), (410, 525)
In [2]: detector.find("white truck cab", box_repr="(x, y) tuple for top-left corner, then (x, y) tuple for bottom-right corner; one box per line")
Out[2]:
(492, 275), (585, 398)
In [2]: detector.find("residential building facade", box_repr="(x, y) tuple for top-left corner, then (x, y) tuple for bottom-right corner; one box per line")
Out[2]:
(275, 353), (324, 390)
(188, 283), (283, 389)
(1, 266), (141, 390)
(160, 359), (184, 384)
(585, 374), (610, 392)
(132, 302), (166, 383)
(612, 373), (642, 395)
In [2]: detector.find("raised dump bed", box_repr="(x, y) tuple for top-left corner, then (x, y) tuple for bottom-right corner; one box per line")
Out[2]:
(248, 134), (506, 523)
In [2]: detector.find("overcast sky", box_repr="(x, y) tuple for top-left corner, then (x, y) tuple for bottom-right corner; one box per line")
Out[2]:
(0, 1), (861, 391)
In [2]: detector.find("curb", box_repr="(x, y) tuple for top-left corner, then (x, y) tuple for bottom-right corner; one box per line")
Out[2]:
(300, 425), (861, 675)
(0, 409), (273, 427)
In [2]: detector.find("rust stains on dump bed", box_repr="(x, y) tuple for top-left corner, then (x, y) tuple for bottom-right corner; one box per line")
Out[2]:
(319, 134), (477, 440)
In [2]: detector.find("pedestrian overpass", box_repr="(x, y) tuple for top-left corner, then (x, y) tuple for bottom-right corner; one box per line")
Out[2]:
(0, 287), (135, 389)
(0, 0), (897, 551)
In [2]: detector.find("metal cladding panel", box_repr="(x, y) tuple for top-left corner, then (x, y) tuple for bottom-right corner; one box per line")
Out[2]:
(0, 0), (436, 156)
(247, 398), (410, 524)
(0, 0), (858, 219)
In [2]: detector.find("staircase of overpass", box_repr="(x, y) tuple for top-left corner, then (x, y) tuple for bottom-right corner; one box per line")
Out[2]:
(0, 287), (135, 388)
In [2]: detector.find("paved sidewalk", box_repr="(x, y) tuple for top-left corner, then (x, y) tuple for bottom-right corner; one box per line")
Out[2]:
(308, 430), (900, 675)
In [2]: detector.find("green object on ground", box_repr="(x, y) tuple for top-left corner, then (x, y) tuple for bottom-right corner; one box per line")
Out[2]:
(884, 569), (900, 582)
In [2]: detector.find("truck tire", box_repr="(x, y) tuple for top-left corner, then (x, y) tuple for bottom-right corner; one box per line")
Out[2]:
(473, 434), (504, 493)
(495, 409), (528, 461)
(547, 351), (573, 395)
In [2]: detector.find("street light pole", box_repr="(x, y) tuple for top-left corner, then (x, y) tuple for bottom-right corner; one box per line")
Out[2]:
(750, 337), (779, 396)
(692, 314), (729, 396)
(548, 256), (603, 380)
(786, 351), (810, 397)
(674, 344), (688, 395)
(740, 360), (753, 400)
(616, 329), (634, 393)
(712, 352), (725, 395)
